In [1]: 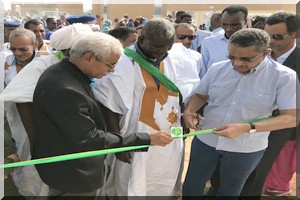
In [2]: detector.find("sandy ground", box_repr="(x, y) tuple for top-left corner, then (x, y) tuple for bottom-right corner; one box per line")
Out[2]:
(181, 136), (297, 197)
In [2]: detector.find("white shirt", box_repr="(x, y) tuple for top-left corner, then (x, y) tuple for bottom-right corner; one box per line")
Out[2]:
(200, 33), (229, 78)
(194, 57), (298, 153)
(212, 27), (224, 35)
(167, 43), (201, 101)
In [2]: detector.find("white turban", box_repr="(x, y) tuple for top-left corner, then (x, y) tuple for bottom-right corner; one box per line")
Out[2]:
(50, 23), (93, 50)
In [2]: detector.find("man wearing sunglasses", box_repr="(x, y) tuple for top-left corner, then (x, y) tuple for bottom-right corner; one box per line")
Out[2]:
(175, 23), (197, 49)
(241, 12), (299, 197)
(172, 22), (201, 78)
(182, 28), (298, 197)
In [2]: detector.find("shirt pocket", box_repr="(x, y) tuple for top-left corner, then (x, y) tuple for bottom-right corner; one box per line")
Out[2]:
(244, 90), (275, 114)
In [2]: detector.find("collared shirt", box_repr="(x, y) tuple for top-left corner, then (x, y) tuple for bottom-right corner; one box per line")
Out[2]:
(200, 33), (229, 78)
(269, 43), (296, 64)
(194, 57), (298, 153)
(212, 27), (225, 35)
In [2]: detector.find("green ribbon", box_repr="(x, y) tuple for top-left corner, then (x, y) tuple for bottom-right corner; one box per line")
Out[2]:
(0, 116), (272, 169)
(174, 116), (273, 139)
(124, 48), (183, 104)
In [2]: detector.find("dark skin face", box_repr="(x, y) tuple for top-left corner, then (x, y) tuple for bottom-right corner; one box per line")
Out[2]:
(138, 34), (174, 59)
(47, 19), (57, 31)
(4, 26), (18, 43)
(221, 11), (247, 39)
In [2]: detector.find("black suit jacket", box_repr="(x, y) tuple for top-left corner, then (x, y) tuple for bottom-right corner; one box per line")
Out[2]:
(269, 45), (299, 143)
(33, 58), (150, 193)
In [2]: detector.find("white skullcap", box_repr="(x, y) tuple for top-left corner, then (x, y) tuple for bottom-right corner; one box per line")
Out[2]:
(50, 23), (93, 50)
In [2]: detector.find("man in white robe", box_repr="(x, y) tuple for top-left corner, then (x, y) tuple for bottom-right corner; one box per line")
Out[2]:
(93, 18), (185, 197)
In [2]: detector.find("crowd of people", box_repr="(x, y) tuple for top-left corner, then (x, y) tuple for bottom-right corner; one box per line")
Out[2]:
(1, 5), (299, 199)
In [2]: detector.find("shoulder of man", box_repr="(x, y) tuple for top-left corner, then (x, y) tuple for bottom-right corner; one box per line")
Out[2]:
(201, 33), (222, 46)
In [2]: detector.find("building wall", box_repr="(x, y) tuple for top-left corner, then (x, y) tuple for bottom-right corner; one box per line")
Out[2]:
(10, 3), (296, 25)
(10, 3), (83, 18)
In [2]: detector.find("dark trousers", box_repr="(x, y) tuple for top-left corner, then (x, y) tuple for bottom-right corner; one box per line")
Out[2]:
(182, 137), (264, 197)
(207, 127), (296, 197)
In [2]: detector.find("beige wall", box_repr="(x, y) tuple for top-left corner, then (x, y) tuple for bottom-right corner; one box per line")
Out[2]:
(10, 3), (296, 25)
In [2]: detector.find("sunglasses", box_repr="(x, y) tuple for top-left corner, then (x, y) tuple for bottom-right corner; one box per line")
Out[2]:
(269, 34), (289, 40)
(176, 34), (197, 41)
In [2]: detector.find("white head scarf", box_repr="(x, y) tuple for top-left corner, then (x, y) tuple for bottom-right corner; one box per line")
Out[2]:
(50, 23), (93, 50)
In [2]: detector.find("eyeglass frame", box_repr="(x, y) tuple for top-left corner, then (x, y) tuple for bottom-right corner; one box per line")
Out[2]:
(176, 34), (197, 41)
(95, 55), (117, 69)
(269, 33), (290, 40)
(227, 51), (265, 63)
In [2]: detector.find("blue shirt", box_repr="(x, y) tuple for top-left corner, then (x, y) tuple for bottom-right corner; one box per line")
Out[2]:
(44, 29), (53, 40)
(194, 57), (298, 153)
(200, 33), (229, 78)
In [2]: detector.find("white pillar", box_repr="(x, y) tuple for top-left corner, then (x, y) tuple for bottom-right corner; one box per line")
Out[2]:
(3, 0), (11, 11)
(83, 0), (93, 14)
(102, 0), (108, 20)
(153, 0), (162, 18)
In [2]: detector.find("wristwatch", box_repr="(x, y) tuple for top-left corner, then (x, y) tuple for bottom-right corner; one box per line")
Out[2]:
(248, 123), (257, 133)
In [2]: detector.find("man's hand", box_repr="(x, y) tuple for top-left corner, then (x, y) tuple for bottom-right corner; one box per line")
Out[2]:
(183, 111), (204, 130)
(115, 152), (131, 164)
(4, 153), (20, 179)
(7, 153), (20, 163)
(213, 123), (250, 138)
(148, 130), (173, 146)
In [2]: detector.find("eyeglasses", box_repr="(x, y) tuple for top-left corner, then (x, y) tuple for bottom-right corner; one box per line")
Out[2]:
(176, 34), (197, 41)
(227, 51), (264, 63)
(269, 34), (289, 40)
(95, 55), (117, 69)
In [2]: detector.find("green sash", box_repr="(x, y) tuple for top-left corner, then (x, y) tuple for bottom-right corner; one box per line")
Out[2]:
(53, 51), (65, 61)
(124, 48), (183, 104)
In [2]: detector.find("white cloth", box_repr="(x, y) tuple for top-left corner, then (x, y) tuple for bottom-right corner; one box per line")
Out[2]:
(38, 40), (53, 55)
(2, 43), (11, 54)
(92, 47), (185, 196)
(2, 55), (60, 102)
(167, 43), (201, 101)
(50, 23), (93, 50)
(212, 27), (225, 35)
(0, 54), (60, 196)
(194, 58), (299, 153)
(4, 54), (17, 86)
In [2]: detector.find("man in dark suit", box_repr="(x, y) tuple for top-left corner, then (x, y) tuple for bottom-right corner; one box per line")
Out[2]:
(32, 32), (173, 198)
(241, 12), (299, 197)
